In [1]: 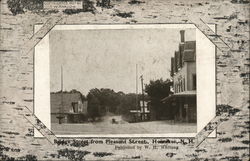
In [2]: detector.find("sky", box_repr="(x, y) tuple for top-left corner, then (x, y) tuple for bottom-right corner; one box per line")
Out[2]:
(50, 28), (195, 95)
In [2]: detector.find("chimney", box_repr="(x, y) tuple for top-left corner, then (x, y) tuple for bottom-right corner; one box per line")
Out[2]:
(180, 30), (185, 43)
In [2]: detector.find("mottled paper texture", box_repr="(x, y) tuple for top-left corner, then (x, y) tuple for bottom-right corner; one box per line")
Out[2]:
(0, 0), (249, 160)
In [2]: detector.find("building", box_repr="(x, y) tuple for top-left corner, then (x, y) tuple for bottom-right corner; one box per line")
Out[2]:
(51, 90), (88, 124)
(162, 30), (197, 123)
(129, 100), (150, 122)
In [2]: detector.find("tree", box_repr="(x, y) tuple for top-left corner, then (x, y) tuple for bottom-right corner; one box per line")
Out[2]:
(87, 88), (122, 119)
(86, 88), (147, 121)
(145, 79), (173, 120)
(87, 89), (101, 120)
(119, 93), (137, 113)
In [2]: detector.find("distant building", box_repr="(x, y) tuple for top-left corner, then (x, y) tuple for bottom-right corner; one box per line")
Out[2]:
(129, 100), (150, 122)
(51, 90), (88, 123)
(162, 30), (197, 123)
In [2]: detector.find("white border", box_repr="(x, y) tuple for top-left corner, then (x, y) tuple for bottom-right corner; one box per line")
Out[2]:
(34, 25), (50, 137)
(34, 24), (216, 137)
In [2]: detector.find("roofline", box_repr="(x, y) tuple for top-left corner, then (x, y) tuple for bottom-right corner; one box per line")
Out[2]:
(161, 92), (196, 102)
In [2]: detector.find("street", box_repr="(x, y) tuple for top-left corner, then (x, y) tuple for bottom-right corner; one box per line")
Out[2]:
(51, 115), (196, 135)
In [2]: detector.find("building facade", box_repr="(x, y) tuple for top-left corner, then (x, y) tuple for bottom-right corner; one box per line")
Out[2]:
(163, 30), (197, 123)
(51, 91), (88, 124)
(129, 100), (150, 122)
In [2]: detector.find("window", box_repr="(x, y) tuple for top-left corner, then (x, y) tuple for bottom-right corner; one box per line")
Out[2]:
(181, 80), (183, 92)
(183, 78), (185, 91)
(192, 74), (196, 90)
(72, 102), (78, 113)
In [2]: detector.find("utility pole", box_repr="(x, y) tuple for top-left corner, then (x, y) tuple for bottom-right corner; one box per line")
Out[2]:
(57, 65), (64, 124)
(136, 64), (138, 110)
(140, 75), (145, 121)
(61, 65), (63, 93)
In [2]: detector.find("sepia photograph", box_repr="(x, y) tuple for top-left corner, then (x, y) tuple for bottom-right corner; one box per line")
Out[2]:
(2, 0), (249, 160)
(48, 26), (197, 135)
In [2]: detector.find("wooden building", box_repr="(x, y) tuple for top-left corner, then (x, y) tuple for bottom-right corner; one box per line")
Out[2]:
(51, 90), (88, 124)
(129, 100), (150, 122)
(162, 30), (197, 123)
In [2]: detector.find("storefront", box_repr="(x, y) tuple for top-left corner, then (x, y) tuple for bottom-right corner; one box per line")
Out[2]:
(162, 91), (196, 123)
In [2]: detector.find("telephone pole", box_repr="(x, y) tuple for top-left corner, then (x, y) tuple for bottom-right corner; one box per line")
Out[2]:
(57, 65), (64, 124)
(136, 64), (138, 110)
(140, 75), (145, 121)
(61, 65), (63, 93)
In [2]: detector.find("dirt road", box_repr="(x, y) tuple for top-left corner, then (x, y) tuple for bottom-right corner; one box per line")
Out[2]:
(52, 115), (196, 135)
